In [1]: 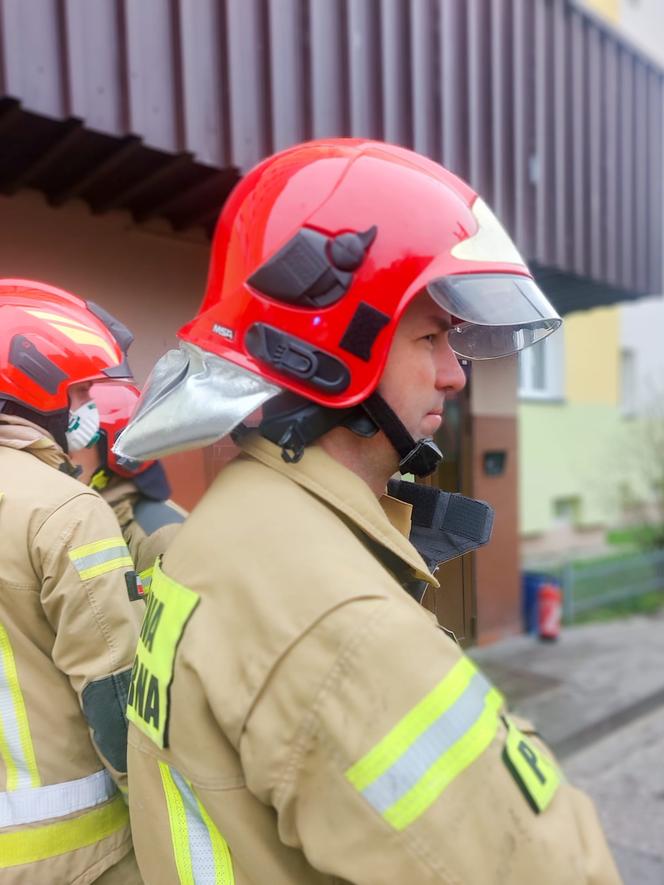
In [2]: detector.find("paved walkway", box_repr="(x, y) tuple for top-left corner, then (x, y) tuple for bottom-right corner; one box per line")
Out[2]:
(470, 612), (664, 884)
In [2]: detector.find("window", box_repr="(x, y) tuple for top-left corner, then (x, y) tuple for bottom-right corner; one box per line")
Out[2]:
(619, 348), (637, 417)
(518, 326), (565, 400)
(552, 496), (580, 529)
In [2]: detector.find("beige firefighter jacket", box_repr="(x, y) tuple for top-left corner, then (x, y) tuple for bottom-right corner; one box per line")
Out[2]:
(0, 416), (143, 885)
(99, 477), (186, 592)
(127, 432), (621, 885)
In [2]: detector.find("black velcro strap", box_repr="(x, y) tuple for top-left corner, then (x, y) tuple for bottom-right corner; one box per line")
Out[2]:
(339, 302), (391, 361)
(387, 478), (439, 525)
(443, 495), (490, 538)
(387, 479), (495, 568)
(82, 669), (132, 773)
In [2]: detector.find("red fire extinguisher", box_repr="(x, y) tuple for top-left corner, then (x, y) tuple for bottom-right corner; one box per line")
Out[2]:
(538, 583), (562, 641)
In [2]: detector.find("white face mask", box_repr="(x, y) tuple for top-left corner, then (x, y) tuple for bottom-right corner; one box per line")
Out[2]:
(66, 401), (101, 452)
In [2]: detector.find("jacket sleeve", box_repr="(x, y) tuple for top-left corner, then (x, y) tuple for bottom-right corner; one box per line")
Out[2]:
(126, 521), (182, 579)
(118, 498), (185, 578)
(33, 491), (142, 787)
(232, 597), (622, 885)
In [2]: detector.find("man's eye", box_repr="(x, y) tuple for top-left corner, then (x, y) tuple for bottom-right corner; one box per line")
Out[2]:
(421, 333), (437, 344)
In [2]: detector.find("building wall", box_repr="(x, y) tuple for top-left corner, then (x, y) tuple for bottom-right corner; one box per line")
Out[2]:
(520, 2), (664, 548)
(0, 189), (214, 509)
(577, 0), (620, 25)
(471, 357), (521, 643)
(620, 295), (664, 411)
(576, 0), (664, 65)
(0, 190), (208, 380)
(565, 306), (620, 405)
(519, 401), (629, 534)
(519, 299), (664, 539)
(519, 306), (623, 537)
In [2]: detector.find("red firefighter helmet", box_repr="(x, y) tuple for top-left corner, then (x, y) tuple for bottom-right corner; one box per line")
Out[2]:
(0, 279), (133, 414)
(90, 382), (155, 477)
(179, 138), (560, 409)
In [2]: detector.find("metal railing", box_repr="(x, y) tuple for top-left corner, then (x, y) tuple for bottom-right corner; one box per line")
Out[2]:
(559, 548), (664, 623)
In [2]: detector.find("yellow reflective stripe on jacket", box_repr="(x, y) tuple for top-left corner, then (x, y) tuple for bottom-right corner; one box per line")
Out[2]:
(139, 566), (154, 594)
(346, 657), (503, 831)
(0, 793), (128, 867)
(0, 624), (40, 790)
(68, 537), (133, 580)
(159, 762), (234, 885)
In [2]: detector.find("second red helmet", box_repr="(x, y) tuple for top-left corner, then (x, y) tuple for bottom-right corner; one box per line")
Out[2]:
(0, 279), (133, 414)
(90, 382), (155, 478)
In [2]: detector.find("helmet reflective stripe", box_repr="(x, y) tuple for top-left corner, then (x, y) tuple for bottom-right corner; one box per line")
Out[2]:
(450, 198), (527, 267)
(23, 309), (119, 362)
(23, 309), (94, 330)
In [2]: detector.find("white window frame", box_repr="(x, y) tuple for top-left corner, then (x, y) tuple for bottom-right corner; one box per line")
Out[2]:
(518, 326), (565, 401)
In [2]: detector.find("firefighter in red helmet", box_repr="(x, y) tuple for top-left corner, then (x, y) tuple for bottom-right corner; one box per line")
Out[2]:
(119, 140), (620, 884)
(0, 280), (143, 883)
(69, 382), (186, 595)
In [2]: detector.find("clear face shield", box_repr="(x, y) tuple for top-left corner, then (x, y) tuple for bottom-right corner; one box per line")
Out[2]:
(427, 274), (562, 359)
(425, 196), (562, 358)
(113, 342), (281, 461)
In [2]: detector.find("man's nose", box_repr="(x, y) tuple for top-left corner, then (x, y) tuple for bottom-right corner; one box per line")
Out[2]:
(436, 344), (467, 393)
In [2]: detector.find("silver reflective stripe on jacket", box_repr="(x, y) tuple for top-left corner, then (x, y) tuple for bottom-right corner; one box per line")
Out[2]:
(0, 769), (117, 827)
(159, 761), (235, 884)
(0, 623), (40, 790)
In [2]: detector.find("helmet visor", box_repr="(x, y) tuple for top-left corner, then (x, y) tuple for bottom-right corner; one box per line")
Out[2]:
(427, 273), (562, 359)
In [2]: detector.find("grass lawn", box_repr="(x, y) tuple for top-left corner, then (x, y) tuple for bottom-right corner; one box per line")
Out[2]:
(571, 590), (664, 624)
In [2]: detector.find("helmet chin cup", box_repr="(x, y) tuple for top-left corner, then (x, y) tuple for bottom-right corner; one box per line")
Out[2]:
(398, 438), (443, 478)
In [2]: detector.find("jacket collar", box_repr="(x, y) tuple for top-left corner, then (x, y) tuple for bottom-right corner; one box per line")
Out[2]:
(238, 433), (438, 587)
(0, 415), (79, 475)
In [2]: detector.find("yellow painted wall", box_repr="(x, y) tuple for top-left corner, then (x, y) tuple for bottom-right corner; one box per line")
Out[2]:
(581, 0), (620, 24)
(564, 306), (620, 405)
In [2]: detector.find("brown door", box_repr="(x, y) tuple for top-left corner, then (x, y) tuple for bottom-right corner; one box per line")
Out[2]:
(420, 365), (476, 647)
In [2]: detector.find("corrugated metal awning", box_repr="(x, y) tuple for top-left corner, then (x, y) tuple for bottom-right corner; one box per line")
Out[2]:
(0, 0), (662, 305)
(0, 96), (239, 232)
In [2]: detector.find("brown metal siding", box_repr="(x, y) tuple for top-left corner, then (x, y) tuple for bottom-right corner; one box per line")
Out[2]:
(0, 0), (662, 294)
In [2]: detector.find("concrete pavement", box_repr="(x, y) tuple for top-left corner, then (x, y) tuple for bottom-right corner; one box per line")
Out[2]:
(566, 708), (664, 884)
(470, 611), (664, 885)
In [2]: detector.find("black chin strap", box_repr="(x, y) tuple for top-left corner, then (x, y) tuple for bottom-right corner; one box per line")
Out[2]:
(256, 393), (370, 463)
(256, 391), (443, 478)
(361, 393), (443, 478)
